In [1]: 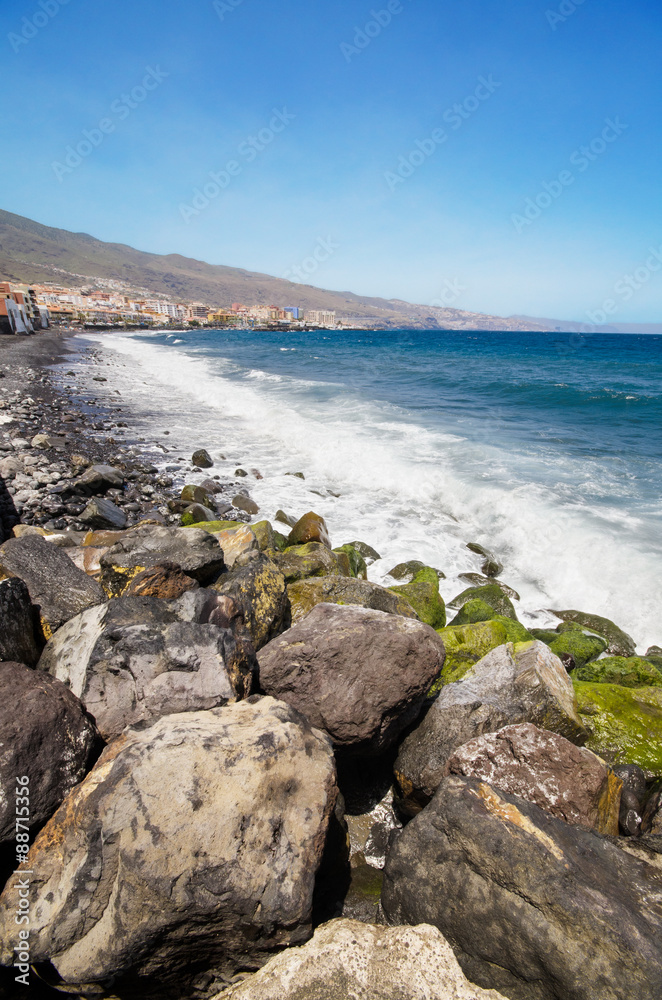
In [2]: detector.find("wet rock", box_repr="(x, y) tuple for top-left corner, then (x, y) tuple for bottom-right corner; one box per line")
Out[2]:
(382, 776), (662, 1000)
(388, 560), (444, 583)
(432, 620), (509, 690)
(233, 494), (259, 515)
(0, 699), (337, 995)
(258, 603), (445, 756)
(614, 764), (647, 837)
(99, 525), (225, 598)
(346, 786), (403, 869)
(333, 543), (368, 579)
(547, 623), (607, 670)
(288, 576), (418, 625)
(466, 542), (503, 578)
(276, 542), (350, 584)
(444, 723), (622, 835)
(125, 562), (201, 600)
(217, 919), (507, 1000)
(0, 578), (39, 664)
(288, 511), (331, 548)
(74, 464), (124, 495)
(213, 553), (288, 650)
(181, 484), (214, 507)
(395, 641), (588, 814)
(389, 567), (446, 629)
(275, 509), (297, 528)
(548, 609), (636, 657)
(0, 534), (105, 639)
(573, 681), (662, 775)
(235, 467), (248, 477)
(642, 786), (662, 835)
(457, 575), (521, 601)
(0, 662), (100, 844)
(348, 540), (381, 564)
(79, 497), (127, 530)
(182, 503), (223, 525)
(449, 583), (517, 620)
(573, 655), (662, 687)
(38, 596), (256, 741)
(192, 448), (213, 468)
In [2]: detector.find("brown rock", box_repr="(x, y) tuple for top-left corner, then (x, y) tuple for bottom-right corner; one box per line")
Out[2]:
(444, 723), (622, 835)
(288, 511), (331, 548)
(258, 603), (445, 755)
(126, 562), (201, 600)
(233, 494), (259, 515)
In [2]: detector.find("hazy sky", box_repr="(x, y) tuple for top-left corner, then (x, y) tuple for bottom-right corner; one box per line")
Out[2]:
(2, 0), (660, 321)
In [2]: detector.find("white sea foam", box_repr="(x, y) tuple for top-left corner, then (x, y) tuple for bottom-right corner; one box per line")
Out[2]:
(79, 333), (662, 651)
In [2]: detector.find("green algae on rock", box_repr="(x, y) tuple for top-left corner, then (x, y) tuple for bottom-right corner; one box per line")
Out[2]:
(276, 542), (350, 584)
(548, 626), (607, 670)
(549, 609), (636, 657)
(449, 598), (496, 626)
(432, 619), (509, 689)
(448, 583), (517, 620)
(574, 680), (662, 775)
(389, 569), (446, 630)
(287, 576), (418, 625)
(573, 657), (662, 689)
(388, 560), (445, 583)
(333, 543), (368, 580)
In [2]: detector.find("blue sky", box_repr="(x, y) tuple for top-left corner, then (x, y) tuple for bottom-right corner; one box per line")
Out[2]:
(1, 0), (661, 321)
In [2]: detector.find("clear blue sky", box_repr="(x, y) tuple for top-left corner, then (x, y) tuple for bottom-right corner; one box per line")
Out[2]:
(1, 0), (661, 321)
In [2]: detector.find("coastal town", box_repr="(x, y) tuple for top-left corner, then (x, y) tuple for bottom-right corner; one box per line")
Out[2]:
(0, 278), (338, 334)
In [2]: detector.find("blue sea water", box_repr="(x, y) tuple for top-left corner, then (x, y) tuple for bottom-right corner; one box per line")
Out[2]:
(82, 328), (662, 650)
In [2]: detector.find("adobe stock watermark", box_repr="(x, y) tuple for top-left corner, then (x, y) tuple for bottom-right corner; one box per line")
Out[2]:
(8, 0), (73, 54)
(340, 0), (414, 63)
(213, 0), (245, 21)
(283, 237), (339, 283)
(511, 117), (628, 233)
(51, 66), (169, 182)
(431, 278), (466, 307)
(13, 775), (32, 987)
(179, 107), (295, 223)
(547, 0), (588, 31)
(586, 244), (662, 326)
(384, 76), (501, 192)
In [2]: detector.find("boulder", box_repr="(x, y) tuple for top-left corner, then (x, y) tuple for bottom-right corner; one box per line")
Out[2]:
(258, 604), (445, 756)
(181, 484), (214, 507)
(99, 525), (225, 598)
(573, 656), (662, 687)
(548, 609), (636, 657)
(192, 448), (213, 468)
(31, 433), (66, 451)
(288, 511), (331, 548)
(38, 597), (256, 741)
(276, 542), (350, 584)
(458, 575), (520, 601)
(217, 524), (260, 568)
(213, 553), (288, 650)
(466, 542), (503, 578)
(614, 764), (647, 836)
(0, 699), (337, 995)
(449, 584), (517, 620)
(74, 464), (124, 495)
(382, 776), (662, 1000)
(388, 560), (444, 583)
(432, 620), (509, 689)
(395, 642), (588, 814)
(79, 497), (127, 530)
(288, 576), (418, 626)
(646, 645), (662, 669)
(233, 495), (259, 515)
(643, 786), (662, 835)
(125, 562), (201, 600)
(0, 535), (105, 639)
(547, 624), (607, 670)
(389, 568), (446, 629)
(0, 578), (39, 664)
(573, 681), (662, 775)
(217, 919), (508, 1000)
(333, 543), (368, 579)
(444, 723), (622, 835)
(449, 598), (499, 625)
(275, 509), (297, 528)
(0, 662), (100, 844)
(251, 520), (276, 553)
(182, 502), (219, 525)
(348, 540), (381, 564)
(345, 786), (403, 869)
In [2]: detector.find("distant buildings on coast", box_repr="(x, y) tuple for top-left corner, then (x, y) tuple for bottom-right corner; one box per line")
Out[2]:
(0, 278), (339, 333)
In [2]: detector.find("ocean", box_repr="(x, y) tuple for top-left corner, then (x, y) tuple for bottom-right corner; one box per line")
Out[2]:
(78, 328), (662, 652)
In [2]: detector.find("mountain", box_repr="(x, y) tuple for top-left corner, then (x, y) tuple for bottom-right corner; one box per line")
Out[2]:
(0, 209), (659, 332)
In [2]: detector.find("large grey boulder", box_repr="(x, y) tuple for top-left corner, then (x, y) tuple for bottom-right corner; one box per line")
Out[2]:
(0, 662), (100, 844)
(0, 699), (337, 996)
(100, 524), (226, 597)
(218, 919), (507, 1000)
(0, 578), (39, 664)
(382, 776), (662, 1000)
(444, 723), (622, 835)
(38, 596), (256, 740)
(395, 641), (588, 814)
(0, 534), (105, 638)
(258, 603), (445, 756)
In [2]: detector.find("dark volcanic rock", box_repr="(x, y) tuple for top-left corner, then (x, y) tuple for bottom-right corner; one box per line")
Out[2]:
(213, 553), (288, 650)
(38, 597), (256, 741)
(79, 496), (127, 529)
(0, 535), (105, 638)
(0, 578), (40, 664)
(100, 525), (225, 597)
(192, 448), (213, 468)
(0, 662), (101, 844)
(258, 603), (445, 755)
(0, 475), (19, 544)
(0, 699), (337, 997)
(444, 723), (622, 835)
(126, 562), (201, 600)
(382, 775), (662, 1000)
(395, 641), (588, 814)
(74, 464), (125, 495)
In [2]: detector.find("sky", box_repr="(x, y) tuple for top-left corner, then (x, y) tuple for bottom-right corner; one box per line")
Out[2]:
(1, 0), (661, 322)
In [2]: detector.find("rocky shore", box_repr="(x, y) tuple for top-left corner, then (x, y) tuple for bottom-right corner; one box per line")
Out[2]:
(1, 331), (662, 1000)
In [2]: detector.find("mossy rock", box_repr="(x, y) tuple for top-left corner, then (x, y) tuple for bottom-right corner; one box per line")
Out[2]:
(449, 583), (517, 620)
(287, 576), (418, 625)
(182, 520), (240, 533)
(548, 630), (607, 670)
(491, 614), (535, 644)
(431, 619), (509, 692)
(646, 648), (662, 670)
(348, 540), (381, 564)
(273, 529), (289, 552)
(549, 610), (636, 657)
(276, 542), (350, 584)
(573, 681), (662, 775)
(389, 572), (446, 630)
(573, 657), (662, 688)
(449, 598), (495, 626)
(180, 505), (219, 526)
(341, 862), (384, 922)
(180, 484), (213, 508)
(251, 520), (275, 553)
(333, 544), (368, 580)
(530, 628), (560, 644)
(388, 560), (445, 583)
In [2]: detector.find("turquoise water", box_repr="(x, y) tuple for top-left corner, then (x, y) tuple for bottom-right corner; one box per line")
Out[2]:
(85, 328), (662, 650)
